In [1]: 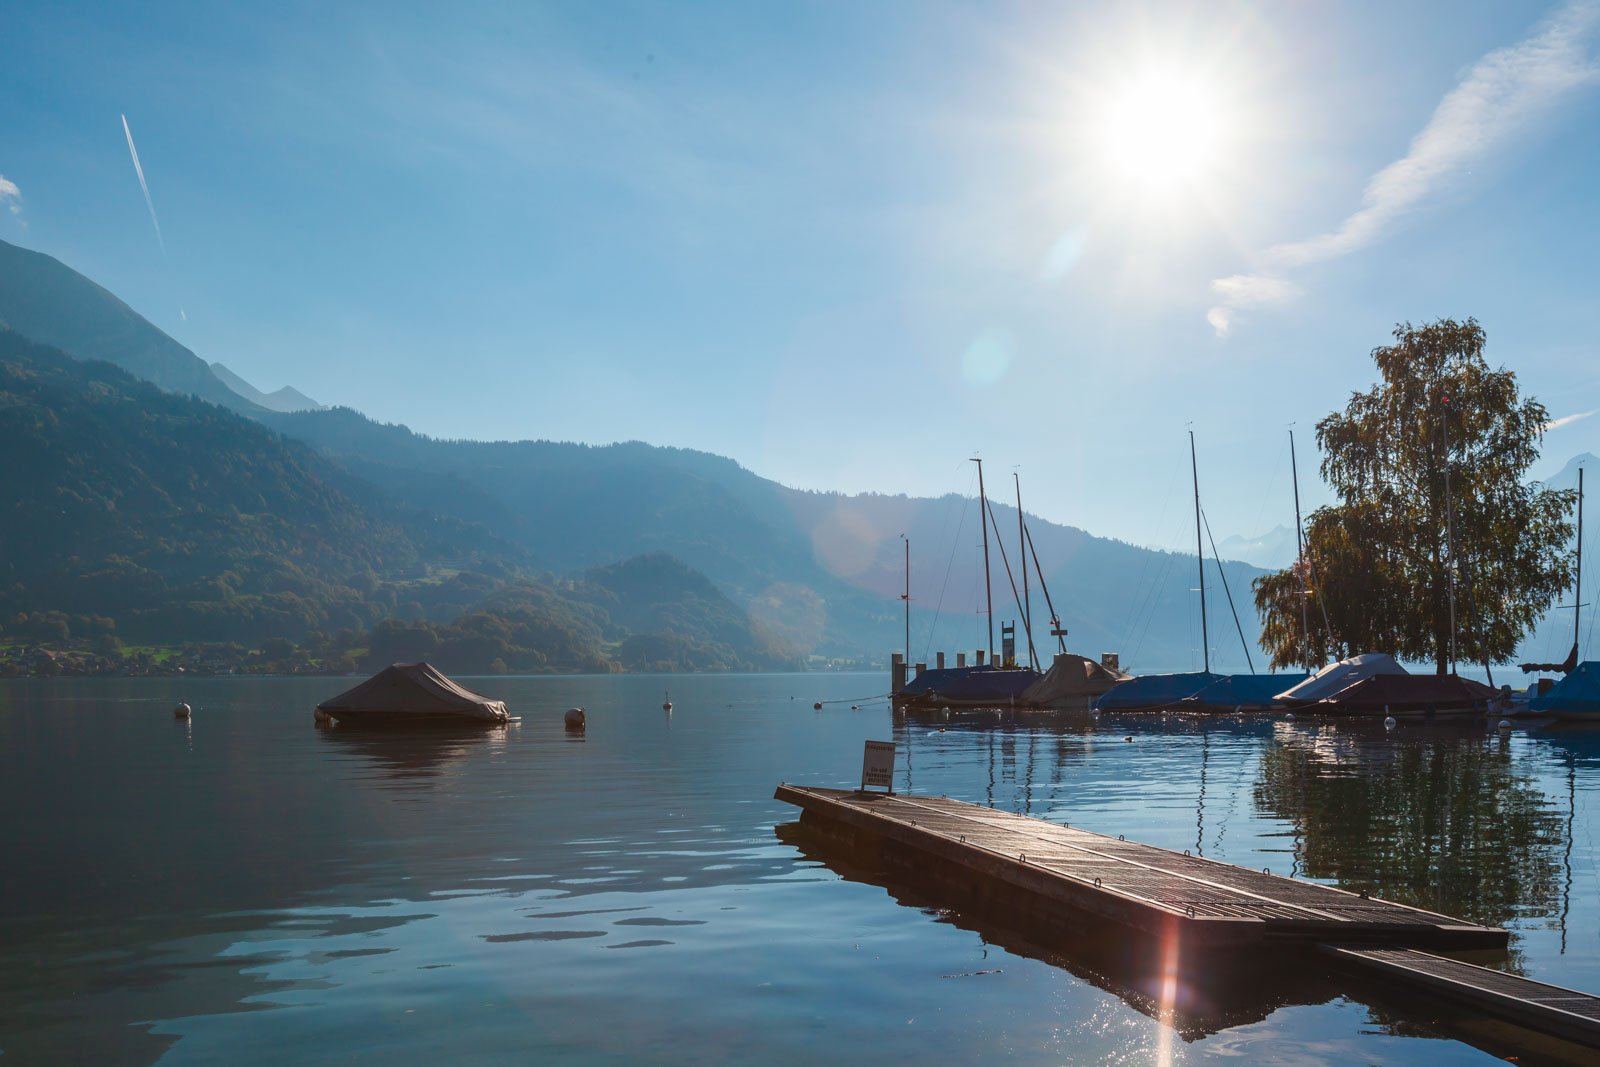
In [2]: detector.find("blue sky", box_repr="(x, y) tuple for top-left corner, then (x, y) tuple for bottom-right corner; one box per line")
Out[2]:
(3, 0), (1598, 550)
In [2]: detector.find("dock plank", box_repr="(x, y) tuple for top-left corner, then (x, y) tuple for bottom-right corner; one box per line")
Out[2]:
(1325, 946), (1600, 1046)
(776, 785), (1507, 951)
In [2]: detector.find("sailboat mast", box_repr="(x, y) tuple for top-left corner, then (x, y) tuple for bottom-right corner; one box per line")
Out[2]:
(1577, 467), (1584, 654)
(973, 458), (994, 662)
(1015, 473), (1037, 670)
(903, 535), (910, 667)
(1190, 430), (1210, 674)
(1290, 429), (1311, 672)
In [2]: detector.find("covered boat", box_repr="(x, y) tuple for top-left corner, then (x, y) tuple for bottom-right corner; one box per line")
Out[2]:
(1181, 672), (1309, 713)
(1276, 654), (1409, 708)
(1308, 672), (1496, 718)
(1529, 661), (1600, 720)
(893, 665), (987, 708)
(316, 662), (510, 725)
(936, 665), (1043, 707)
(1093, 672), (1217, 712)
(1019, 653), (1131, 708)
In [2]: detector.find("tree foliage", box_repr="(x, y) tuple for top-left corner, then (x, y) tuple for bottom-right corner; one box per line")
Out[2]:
(1254, 319), (1573, 672)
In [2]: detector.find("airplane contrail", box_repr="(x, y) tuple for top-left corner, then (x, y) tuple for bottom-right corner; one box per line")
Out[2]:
(121, 113), (165, 255)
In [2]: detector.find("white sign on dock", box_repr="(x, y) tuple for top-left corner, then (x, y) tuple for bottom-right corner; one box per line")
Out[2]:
(860, 740), (896, 792)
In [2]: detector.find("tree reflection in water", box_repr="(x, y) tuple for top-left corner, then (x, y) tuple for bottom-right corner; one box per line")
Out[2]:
(1253, 721), (1564, 950)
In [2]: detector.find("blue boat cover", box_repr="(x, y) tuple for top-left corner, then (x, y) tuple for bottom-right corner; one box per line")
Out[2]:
(1183, 673), (1310, 711)
(896, 665), (987, 697)
(938, 667), (1043, 703)
(1093, 672), (1218, 711)
(1530, 661), (1600, 715)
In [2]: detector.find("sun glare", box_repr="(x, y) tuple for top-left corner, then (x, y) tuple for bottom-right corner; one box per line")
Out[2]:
(1097, 70), (1228, 198)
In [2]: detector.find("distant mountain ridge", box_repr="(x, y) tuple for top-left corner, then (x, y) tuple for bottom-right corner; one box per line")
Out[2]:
(4, 236), (1283, 671)
(1214, 525), (1299, 570)
(210, 362), (323, 412)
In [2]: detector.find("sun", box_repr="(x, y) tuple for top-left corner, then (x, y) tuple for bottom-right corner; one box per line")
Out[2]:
(1096, 69), (1229, 198)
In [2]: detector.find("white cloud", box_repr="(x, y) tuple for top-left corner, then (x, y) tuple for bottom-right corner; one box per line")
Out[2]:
(1209, 0), (1600, 336)
(1544, 409), (1596, 432)
(0, 173), (20, 215)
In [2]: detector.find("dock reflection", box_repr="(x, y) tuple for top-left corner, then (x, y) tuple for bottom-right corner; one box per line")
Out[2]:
(773, 820), (1336, 1042)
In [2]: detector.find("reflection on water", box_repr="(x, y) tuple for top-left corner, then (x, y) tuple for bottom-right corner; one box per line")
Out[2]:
(1254, 720), (1566, 940)
(1, 676), (1599, 1064)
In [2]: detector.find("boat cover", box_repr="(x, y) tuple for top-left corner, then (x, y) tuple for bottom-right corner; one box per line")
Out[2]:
(1311, 672), (1496, 713)
(896, 665), (987, 698)
(1183, 672), (1310, 712)
(317, 662), (510, 723)
(1020, 653), (1131, 707)
(936, 666), (1044, 704)
(1093, 672), (1218, 711)
(1276, 653), (1408, 706)
(1529, 661), (1600, 716)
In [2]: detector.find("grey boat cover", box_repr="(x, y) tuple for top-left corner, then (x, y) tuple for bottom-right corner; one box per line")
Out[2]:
(1021, 653), (1131, 707)
(1275, 653), (1407, 706)
(317, 662), (509, 723)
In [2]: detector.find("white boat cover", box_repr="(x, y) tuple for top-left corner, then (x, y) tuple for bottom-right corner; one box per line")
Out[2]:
(1021, 653), (1132, 707)
(317, 662), (510, 723)
(1275, 653), (1408, 706)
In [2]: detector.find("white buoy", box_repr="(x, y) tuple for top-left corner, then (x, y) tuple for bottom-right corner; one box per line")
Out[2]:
(1498, 719), (1512, 731)
(851, 705), (859, 710)
(564, 707), (586, 729)
(1384, 716), (1397, 729)
(662, 690), (673, 712)
(173, 702), (191, 719)
(1284, 712), (1295, 722)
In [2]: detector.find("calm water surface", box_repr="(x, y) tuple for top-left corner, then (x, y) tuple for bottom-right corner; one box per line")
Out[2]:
(2, 673), (1599, 1064)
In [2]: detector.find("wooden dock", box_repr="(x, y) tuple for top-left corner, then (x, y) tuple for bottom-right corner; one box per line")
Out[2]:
(776, 785), (1600, 1050)
(776, 785), (1506, 951)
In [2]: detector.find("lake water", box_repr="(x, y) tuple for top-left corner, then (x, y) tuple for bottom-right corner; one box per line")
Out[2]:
(2, 673), (1599, 1064)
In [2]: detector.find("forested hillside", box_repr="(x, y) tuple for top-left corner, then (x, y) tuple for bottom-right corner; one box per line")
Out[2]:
(0, 330), (791, 673)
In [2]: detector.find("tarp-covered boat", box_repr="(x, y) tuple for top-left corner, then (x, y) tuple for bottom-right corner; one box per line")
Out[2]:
(316, 662), (510, 725)
(936, 665), (1044, 707)
(1276, 653), (1408, 708)
(1309, 672), (1497, 718)
(1529, 661), (1600, 720)
(1020, 653), (1131, 708)
(1182, 672), (1309, 713)
(1093, 672), (1217, 712)
(895, 665), (984, 704)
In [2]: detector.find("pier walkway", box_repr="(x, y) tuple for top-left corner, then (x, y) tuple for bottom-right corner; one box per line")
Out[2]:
(776, 785), (1505, 950)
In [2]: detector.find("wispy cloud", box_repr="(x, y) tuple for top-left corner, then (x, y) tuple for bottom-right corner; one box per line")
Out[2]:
(1209, 1), (1600, 336)
(0, 173), (21, 217)
(122, 114), (166, 255)
(1544, 409), (1596, 432)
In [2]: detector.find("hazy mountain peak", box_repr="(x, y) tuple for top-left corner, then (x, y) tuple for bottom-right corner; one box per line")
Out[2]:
(210, 362), (324, 412)
(1214, 524), (1298, 570)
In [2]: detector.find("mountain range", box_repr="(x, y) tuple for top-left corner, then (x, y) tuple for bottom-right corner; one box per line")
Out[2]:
(15, 234), (1588, 675)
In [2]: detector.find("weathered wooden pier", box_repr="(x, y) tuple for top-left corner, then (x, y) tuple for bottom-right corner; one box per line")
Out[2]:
(776, 785), (1600, 1048)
